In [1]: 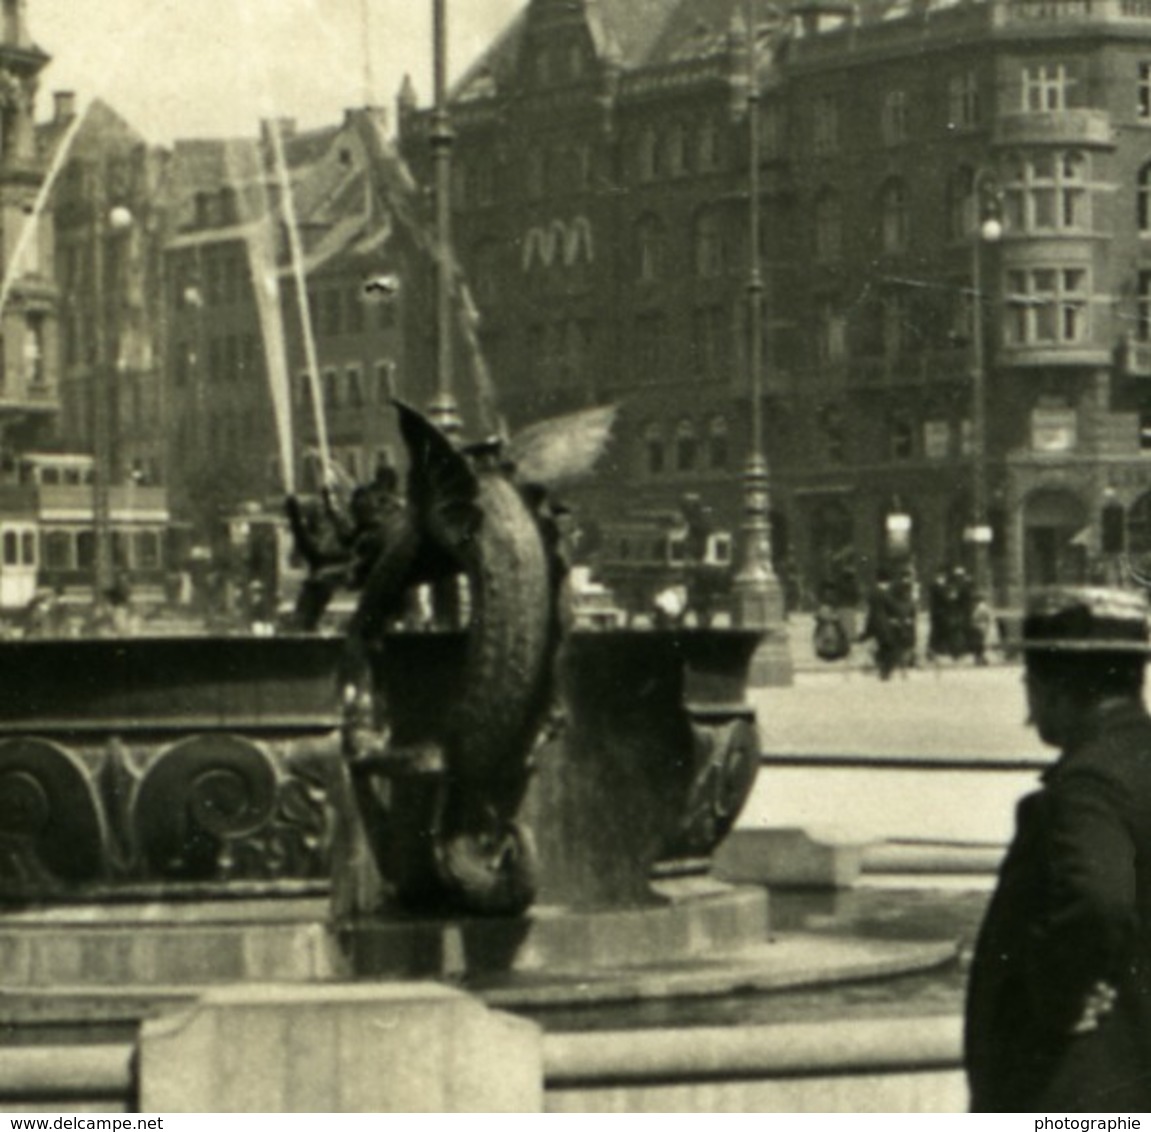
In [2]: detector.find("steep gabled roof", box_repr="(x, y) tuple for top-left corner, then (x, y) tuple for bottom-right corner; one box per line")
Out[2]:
(451, 0), (768, 102)
(37, 97), (150, 166)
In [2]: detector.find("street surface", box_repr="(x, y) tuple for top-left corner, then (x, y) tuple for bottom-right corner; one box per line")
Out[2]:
(741, 645), (1052, 848)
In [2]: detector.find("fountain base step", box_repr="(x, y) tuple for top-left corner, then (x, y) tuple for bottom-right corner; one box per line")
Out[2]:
(339, 880), (768, 980)
(0, 881), (764, 987)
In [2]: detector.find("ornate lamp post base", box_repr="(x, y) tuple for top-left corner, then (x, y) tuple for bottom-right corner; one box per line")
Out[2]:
(732, 455), (793, 687)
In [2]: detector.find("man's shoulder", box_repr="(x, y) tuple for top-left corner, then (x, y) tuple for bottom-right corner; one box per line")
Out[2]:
(1062, 706), (1151, 785)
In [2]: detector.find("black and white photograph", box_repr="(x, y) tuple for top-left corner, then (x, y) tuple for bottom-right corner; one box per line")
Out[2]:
(0, 0), (1150, 1117)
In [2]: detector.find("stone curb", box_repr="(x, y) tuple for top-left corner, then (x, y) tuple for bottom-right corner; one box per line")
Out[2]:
(544, 1014), (963, 1084)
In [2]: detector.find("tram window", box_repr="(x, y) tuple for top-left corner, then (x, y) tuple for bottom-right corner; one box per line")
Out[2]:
(21, 531), (35, 565)
(40, 467), (60, 485)
(112, 532), (130, 568)
(708, 534), (733, 566)
(2, 531), (16, 566)
(76, 530), (94, 570)
(43, 531), (71, 570)
(135, 530), (160, 569)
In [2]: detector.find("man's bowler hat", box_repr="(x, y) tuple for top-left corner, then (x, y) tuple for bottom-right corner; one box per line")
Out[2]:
(1021, 586), (1151, 654)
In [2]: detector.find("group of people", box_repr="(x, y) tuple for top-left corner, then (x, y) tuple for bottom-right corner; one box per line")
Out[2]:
(926, 564), (992, 665)
(814, 562), (992, 678)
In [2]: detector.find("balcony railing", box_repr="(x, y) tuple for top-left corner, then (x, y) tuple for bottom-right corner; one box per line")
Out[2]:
(993, 109), (1113, 147)
(789, 0), (1151, 61)
(993, 0), (1151, 21)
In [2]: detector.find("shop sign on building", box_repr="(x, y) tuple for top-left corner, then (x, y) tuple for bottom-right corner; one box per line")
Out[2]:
(1031, 408), (1077, 453)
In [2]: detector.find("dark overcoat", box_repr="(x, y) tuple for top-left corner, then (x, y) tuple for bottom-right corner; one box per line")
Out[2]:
(965, 700), (1151, 1111)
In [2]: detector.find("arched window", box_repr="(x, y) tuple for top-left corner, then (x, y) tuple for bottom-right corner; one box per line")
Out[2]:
(644, 422), (665, 475)
(666, 122), (687, 177)
(697, 118), (720, 172)
(675, 419), (697, 472)
(636, 214), (666, 282)
(694, 211), (725, 277)
(814, 188), (842, 261)
(880, 179), (909, 254)
(708, 416), (729, 470)
(638, 127), (658, 182)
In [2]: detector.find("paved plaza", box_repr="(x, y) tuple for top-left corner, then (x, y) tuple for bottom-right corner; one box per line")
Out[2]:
(742, 648), (1053, 848)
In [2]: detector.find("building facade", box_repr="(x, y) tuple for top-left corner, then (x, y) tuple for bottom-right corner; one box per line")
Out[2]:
(400, 0), (1151, 607)
(162, 109), (411, 567)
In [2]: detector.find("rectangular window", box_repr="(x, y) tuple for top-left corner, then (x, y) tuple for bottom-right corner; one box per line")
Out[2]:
(322, 291), (342, 337)
(1140, 62), (1151, 120)
(692, 306), (725, 379)
(882, 295), (906, 360)
(813, 95), (839, 155)
(817, 301), (848, 366)
(345, 365), (364, 408)
(635, 313), (667, 378)
(345, 287), (364, 335)
(948, 72), (980, 130)
(1007, 267), (1089, 345)
(882, 91), (907, 146)
(322, 367), (340, 409)
(1139, 272), (1151, 342)
(1004, 151), (1087, 233)
(759, 102), (783, 159)
(924, 420), (951, 460)
(1022, 64), (1072, 113)
(376, 360), (396, 399)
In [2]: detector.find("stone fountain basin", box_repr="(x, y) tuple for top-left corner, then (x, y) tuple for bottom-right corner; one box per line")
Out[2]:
(0, 628), (769, 974)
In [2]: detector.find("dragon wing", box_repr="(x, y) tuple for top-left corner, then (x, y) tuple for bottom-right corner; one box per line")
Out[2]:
(395, 400), (483, 556)
(507, 404), (618, 489)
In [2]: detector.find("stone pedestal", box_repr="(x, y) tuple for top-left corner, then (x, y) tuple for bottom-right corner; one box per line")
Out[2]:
(138, 983), (542, 1112)
(714, 828), (870, 889)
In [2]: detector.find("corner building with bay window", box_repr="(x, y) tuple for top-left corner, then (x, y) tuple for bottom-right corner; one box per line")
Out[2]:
(401, 0), (1151, 608)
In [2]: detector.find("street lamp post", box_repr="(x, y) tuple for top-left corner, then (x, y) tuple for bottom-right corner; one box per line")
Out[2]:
(967, 169), (1001, 599)
(731, 0), (792, 686)
(90, 195), (133, 617)
(427, 0), (460, 436)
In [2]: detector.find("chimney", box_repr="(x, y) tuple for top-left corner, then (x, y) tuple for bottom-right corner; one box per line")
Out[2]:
(54, 91), (76, 123)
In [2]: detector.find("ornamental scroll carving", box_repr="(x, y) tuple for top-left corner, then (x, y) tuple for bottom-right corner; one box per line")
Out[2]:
(0, 734), (338, 899)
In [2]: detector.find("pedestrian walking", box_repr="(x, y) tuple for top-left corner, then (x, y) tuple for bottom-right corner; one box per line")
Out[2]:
(927, 566), (950, 661)
(965, 586), (1151, 1111)
(859, 569), (901, 680)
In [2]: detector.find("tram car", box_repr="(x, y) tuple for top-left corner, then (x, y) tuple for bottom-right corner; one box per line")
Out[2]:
(593, 510), (734, 625)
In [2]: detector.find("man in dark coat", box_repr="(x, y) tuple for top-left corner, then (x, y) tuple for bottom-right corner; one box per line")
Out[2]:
(965, 586), (1151, 1111)
(859, 569), (901, 680)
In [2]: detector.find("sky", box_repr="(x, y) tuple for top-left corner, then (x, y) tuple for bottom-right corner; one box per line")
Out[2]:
(28, 0), (525, 143)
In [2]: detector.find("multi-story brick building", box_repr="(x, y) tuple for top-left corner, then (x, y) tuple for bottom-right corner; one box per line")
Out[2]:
(401, 0), (1151, 607)
(162, 108), (411, 560)
(41, 94), (173, 605)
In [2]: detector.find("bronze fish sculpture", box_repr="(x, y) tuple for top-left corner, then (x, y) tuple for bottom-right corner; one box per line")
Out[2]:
(337, 400), (614, 915)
